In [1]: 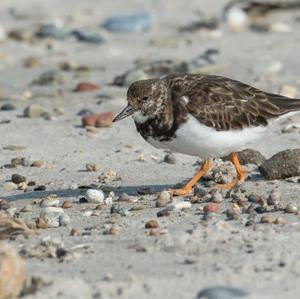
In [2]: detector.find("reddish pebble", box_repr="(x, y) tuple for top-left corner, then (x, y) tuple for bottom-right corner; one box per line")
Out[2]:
(82, 112), (114, 128)
(74, 82), (100, 92)
(203, 203), (220, 214)
(145, 219), (159, 229)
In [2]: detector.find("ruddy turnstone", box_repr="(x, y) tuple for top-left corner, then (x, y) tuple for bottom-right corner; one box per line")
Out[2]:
(113, 74), (300, 196)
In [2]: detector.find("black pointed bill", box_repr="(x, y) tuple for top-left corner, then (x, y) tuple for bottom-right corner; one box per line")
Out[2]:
(113, 105), (135, 122)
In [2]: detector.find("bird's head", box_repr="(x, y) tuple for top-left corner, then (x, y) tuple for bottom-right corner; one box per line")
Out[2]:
(113, 78), (169, 123)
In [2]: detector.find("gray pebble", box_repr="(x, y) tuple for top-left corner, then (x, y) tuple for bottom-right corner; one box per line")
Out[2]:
(110, 204), (132, 216)
(285, 203), (298, 214)
(11, 173), (26, 184)
(156, 191), (171, 207)
(1, 103), (16, 111)
(163, 153), (176, 164)
(197, 286), (249, 299)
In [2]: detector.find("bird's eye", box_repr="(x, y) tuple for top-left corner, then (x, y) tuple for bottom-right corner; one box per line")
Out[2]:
(142, 96), (149, 101)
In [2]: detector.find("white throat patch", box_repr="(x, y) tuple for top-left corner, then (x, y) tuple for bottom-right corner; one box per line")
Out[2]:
(132, 111), (149, 124)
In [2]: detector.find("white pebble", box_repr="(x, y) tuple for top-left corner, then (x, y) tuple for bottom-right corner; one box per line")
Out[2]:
(270, 22), (291, 33)
(59, 214), (70, 226)
(104, 196), (113, 205)
(167, 201), (192, 211)
(225, 7), (249, 31)
(85, 189), (104, 203)
(83, 211), (93, 217)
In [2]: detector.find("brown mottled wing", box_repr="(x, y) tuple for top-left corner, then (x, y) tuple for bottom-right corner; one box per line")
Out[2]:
(183, 76), (300, 131)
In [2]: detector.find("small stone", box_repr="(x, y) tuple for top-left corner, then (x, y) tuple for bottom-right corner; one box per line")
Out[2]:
(259, 149), (300, 180)
(211, 191), (223, 203)
(285, 203), (298, 214)
(20, 205), (33, 213)
(196, 286), (249, 299)
(222, 149), (265, 166)
(0, 243), (26, 299)
(226, 204), (241, 220)
(1, 182), (18, 190)
(82, 112), (113, 128)
(40, 195), (59, 207)
(104, 225), (122, 236)
(24, 105), (48, 118)
(226, 7), (249, 31)
(11, 157), (25, 167)
(118, 193), (131, 202)
(23, 57), (41, 68)
(267, 190), (280, 205)
(31, 160), (45, 168)
(74, 82), (99, 92)
(31, 70), (64, 86)
(0, 103), (16, 111)
(145, 220), (159, 229)
(157, 209), (171, 217)
(59, 214), (70, 226)
(34, 185), (46, 191)
(274, 217), (285, 225)
(11, 173), (26, 184)
(247, 193), (262, 203)
(156, 191), (171, 207)
(62, 201), (72, 209)
(86, 163), (101, 172)
(255, 206), (267, 214)
(147, 229), (161, 237)
(167, 201), (192, 211)
(70, 228), (81, 236)
(8, 29), (33, 41)
(110, 204), (131, 216)
(203, 203), (220, 213)
(163, 153), (176, 164)
(36, 218), (48, 229)
(281, 123), (300, 134)
(260, 215), (274, 224)
(40, 207), (64, 228)
(85, 189), (105, 203)
(245, 220), (255, 226)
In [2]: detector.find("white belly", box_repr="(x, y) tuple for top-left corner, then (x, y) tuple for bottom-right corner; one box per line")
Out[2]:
(146, 114), (266, 158)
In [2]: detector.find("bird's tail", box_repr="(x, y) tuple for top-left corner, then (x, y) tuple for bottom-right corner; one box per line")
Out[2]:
(268, 94), (300, 115)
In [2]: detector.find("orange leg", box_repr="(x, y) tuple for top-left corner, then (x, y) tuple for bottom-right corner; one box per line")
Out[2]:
(215, 152), (246, 189)
(168, 160), (212, 196)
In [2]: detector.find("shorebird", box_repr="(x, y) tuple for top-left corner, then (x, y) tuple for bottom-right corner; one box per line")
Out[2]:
(113, 74), (300, 196)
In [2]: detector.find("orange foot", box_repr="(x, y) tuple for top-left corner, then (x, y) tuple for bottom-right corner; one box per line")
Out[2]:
(167, 160), (212, 196)
(215, 152), (247, 190)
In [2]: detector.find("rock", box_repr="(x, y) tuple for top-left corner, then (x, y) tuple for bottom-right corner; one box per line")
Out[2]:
(3, 145), (26, 151)
(226, 204), (241, 220)
(167, 201), (191, 210)
(0, 103), (16, 111)
(31, 70), (64, 86)
(34, 185), (46, 191)
(40, 195), (59, 207)
(11, 173), (26, 184)
(24, 105), (48, 118)
(82, 112), (113, 128)
(8, 29), (34, 41)
(36, 218), (48, 229)
(156, 191), (171, 207)
(259, 149), (300, 179)
(1, 182), (17, 190)
(110, 204), (132, 216)
(31, 160), (45, 167)
(157, 209), (171, 217)
(59, 214), (70, 226)
(197, 286), (249, 298)
(40, 207), (65, 228)
(285, 203), (298, 214)
(279, 85), (297, 98)
(274, 217), (285, 225)
(255, 206), (267, 214)
(222, 149), (266, 166)
(62, 201), (72, 209)
(260, 215), (274, 224)
(36, 23), (70, 39)
(85, 189), (105, 203)
(225, 7), (249, 31)
(11, 157), (26, 167)
(211, 190), (223, 203)
(281, 123), (300, 134)
(203, 203), (220, 213)
(163, 153), (176, 164)
(74, 82), (99, 92)
(104, 225), (122, 236)
(145, 220), (159, 229)
(267, 190), (280, 205)
(70, 228), (80, 236)
(23, 57), (41, 68)
(71, 30), (105, 44)
(0, 243), (25, 299)
(86, 163), (101, 172)
(102, 11), (153, 33)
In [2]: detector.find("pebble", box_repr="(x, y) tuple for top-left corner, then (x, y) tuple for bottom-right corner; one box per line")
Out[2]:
(31, 70), (64, 86)
(85, 189), (104, 203)
(71, 30), (105, 44)
(260, 215), (274, 224)
(102, 11), (153, 33)
(211, 191), (223, 203)
(245, 220), (255, 227)
(163, 153), (176, 164)
(23, 57), (41, 68)
(274, 217), (285, 225)
(110, 204), (132, 216)
(0, 243), (26, 299)
(11, 157), (26, 167)
(3, 145), (26, 151)
(36, 218), (49, 229)
(86, 163), (101, 172)
(196, 286), (249, 298)
(267, 190), (280, 205)
(34, 185), (46, 191)
(255, 206), (267, 214)
(1, 182), (18, 190)
(145, 220), (159, 229)
(226, 204), (241, 220)
(24, 104), (48, 118)
(59, 214), (70, 226)
(104, 225), (122, 236)
(8, 29), (33, 41)
(74, 82), (99, 92)
(31, 160), (45, 168)
(20, 205), (33, 213)
(156, 191), (171, 207)
(70, 228), (81, 236)
(157, 209), (171, 217)
(203, 203), (220, 214)
(40, 207), (65, 228)
(285, 203), (298, 214)
(11, 173), (26, 184)
(0, 103), (16, 111)
(167, 201), (192, 211)
(40, 195), (59, 207)
(62, 201), (73, 209)
(259, 149), (300, 179)
(225, 7), (249, 31)
(82, 112), (114, 128)
(36, 23), (69, 39)
(222, 149), (266, 166)
(279, 85), (297, 98)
